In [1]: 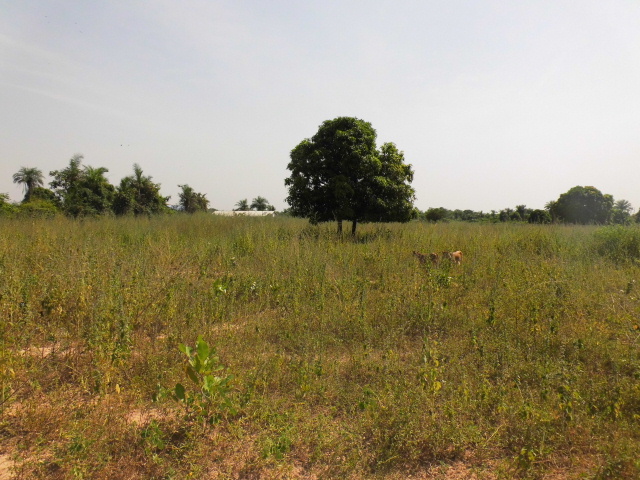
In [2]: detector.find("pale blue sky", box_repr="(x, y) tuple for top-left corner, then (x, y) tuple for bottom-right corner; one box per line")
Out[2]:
(2, 1), (639, 212)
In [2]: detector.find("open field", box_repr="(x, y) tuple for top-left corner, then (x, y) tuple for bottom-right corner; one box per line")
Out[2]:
(0, 215), (639, 479)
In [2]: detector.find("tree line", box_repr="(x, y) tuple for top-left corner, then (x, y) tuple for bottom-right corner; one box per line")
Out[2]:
(421, 188), (636, 225)
(233, 197), (275, 212)
(1, 154), (274, 218)
(2, 117), (636, 227)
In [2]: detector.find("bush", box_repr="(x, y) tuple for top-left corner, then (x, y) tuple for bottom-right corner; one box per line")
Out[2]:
(592, 225), (640, 263)
(0, 193), (17, 217)
(17, 200), (60, 218)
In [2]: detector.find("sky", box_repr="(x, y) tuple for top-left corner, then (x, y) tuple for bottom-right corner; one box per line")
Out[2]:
(1, 0), (639, 212)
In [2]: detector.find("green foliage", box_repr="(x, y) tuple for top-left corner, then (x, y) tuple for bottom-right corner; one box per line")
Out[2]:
(419, 207), (501, 223)
(528, 208), (551, 224)
(592, 225), (640, 263)
(28, 186), (61, 207)
(0, 192), (17, 216)
(250, 196), (275, 211)
(178, 184), (209, 213)
(611, 199), (633, 225)
(16, 199), (60, 218)
(49, 154), (115, 217)
(2, 217), (640, 478)
(172, 336), (236, 424)
(234, 198), (249, 211)
(285, 116), (415, 234)
(423, 207), (449, 222)
(549, 185), (614, 224)
(141, 420), (166, 452)
(113, 164), (169, 216)
(12, 166), (45, 202)
(366, 142), (417, 223)
(12, 187), (62, 218)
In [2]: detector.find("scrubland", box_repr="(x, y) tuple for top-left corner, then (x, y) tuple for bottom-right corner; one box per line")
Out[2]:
(0, 215), (639, 479)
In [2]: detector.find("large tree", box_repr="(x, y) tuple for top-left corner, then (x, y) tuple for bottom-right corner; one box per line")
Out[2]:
(49, 154), (115, 217)
(285, 117), (416, 234)
(548, 186), (613, 224)
(113, 164), (169, 216)
(13, 167), (44, 202)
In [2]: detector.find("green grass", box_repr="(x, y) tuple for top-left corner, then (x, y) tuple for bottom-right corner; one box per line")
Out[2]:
(0, 215), (639, 479)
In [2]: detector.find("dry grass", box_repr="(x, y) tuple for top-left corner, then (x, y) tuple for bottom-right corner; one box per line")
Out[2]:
(0, 215), (639, 478)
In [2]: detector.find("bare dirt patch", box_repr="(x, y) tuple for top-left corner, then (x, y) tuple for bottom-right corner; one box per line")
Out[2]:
(0, 454), (13, 480)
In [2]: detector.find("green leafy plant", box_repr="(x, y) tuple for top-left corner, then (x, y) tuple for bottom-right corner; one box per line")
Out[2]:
(173, 336), (236, 424)
(141, 420), (166, 453)
(592, 225), (640, 263)
(515, 446), (538, 473)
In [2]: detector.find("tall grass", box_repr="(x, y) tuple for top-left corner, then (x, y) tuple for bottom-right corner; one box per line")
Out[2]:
(0, 215), (639, 478)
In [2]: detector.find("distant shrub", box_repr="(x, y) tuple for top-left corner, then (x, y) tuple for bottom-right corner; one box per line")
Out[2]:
(17, 200), (60, 218)
(0, 193), (17, 217)
(497, 227), (563, 258)
(528, 209), (551, 224)
(592, 225), (640, 263)
(352, 226), (395, 244)
(232, 232), (254, 256)
(298, 224), (320, 241)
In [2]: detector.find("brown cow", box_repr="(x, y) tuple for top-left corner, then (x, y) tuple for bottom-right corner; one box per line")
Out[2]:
(413, 251), (440, 265)
(413, 251), (427, 264)
(442, 250), (463, 265)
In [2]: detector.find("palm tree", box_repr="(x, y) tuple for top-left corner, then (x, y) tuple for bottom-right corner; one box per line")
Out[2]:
(250, 196), (273, 211)
(615, 199), (632, 215)
(178, 184), (209, 213)
(113, 164), (168, 216)
(73, 165), (114, 216)
(234, 199), (249, 211)
(13, 167), (44, 202)
(612, 199), (633, 224)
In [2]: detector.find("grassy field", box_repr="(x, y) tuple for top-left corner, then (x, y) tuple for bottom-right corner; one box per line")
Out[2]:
(0, 215), (639, 479)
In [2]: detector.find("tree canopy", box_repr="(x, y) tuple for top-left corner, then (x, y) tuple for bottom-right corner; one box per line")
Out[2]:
(13, 167), (44, 202)
(178, 184), (209, 213)
(547, 186), (614, 224)
(0, 193), (17, 216)
(250, 196), (275, 211)
(611, 199), (633, 225)
(113, 164), (169, 216)
(528, 209), (551, 224)
(49, 155), (115, 217)
(234, 199), (249, 211)
(234, 197), (275, 211)
(4, 153), (638, 225)
(285, 117), (416, 234)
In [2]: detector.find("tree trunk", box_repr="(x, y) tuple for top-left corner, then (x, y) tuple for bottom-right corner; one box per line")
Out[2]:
(351, 219), (357, 235)
(337, 220), (343, 234)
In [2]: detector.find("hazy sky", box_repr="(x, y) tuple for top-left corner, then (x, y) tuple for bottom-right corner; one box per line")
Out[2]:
(2, 1), (639, 212)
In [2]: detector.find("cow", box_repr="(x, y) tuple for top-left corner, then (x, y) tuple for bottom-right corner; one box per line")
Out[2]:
(413, 251), (427, 264)
(413, 251), (440, 265)
(442, 250), (463, 265)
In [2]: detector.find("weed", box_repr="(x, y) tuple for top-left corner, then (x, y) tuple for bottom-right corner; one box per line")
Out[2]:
(592, 225), (640, 263)
(2, 216), (640, 478)
(171, 335), (236, 425)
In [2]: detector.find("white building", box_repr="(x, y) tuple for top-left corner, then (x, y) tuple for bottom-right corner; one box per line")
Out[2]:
(212, 210), (275, 217)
